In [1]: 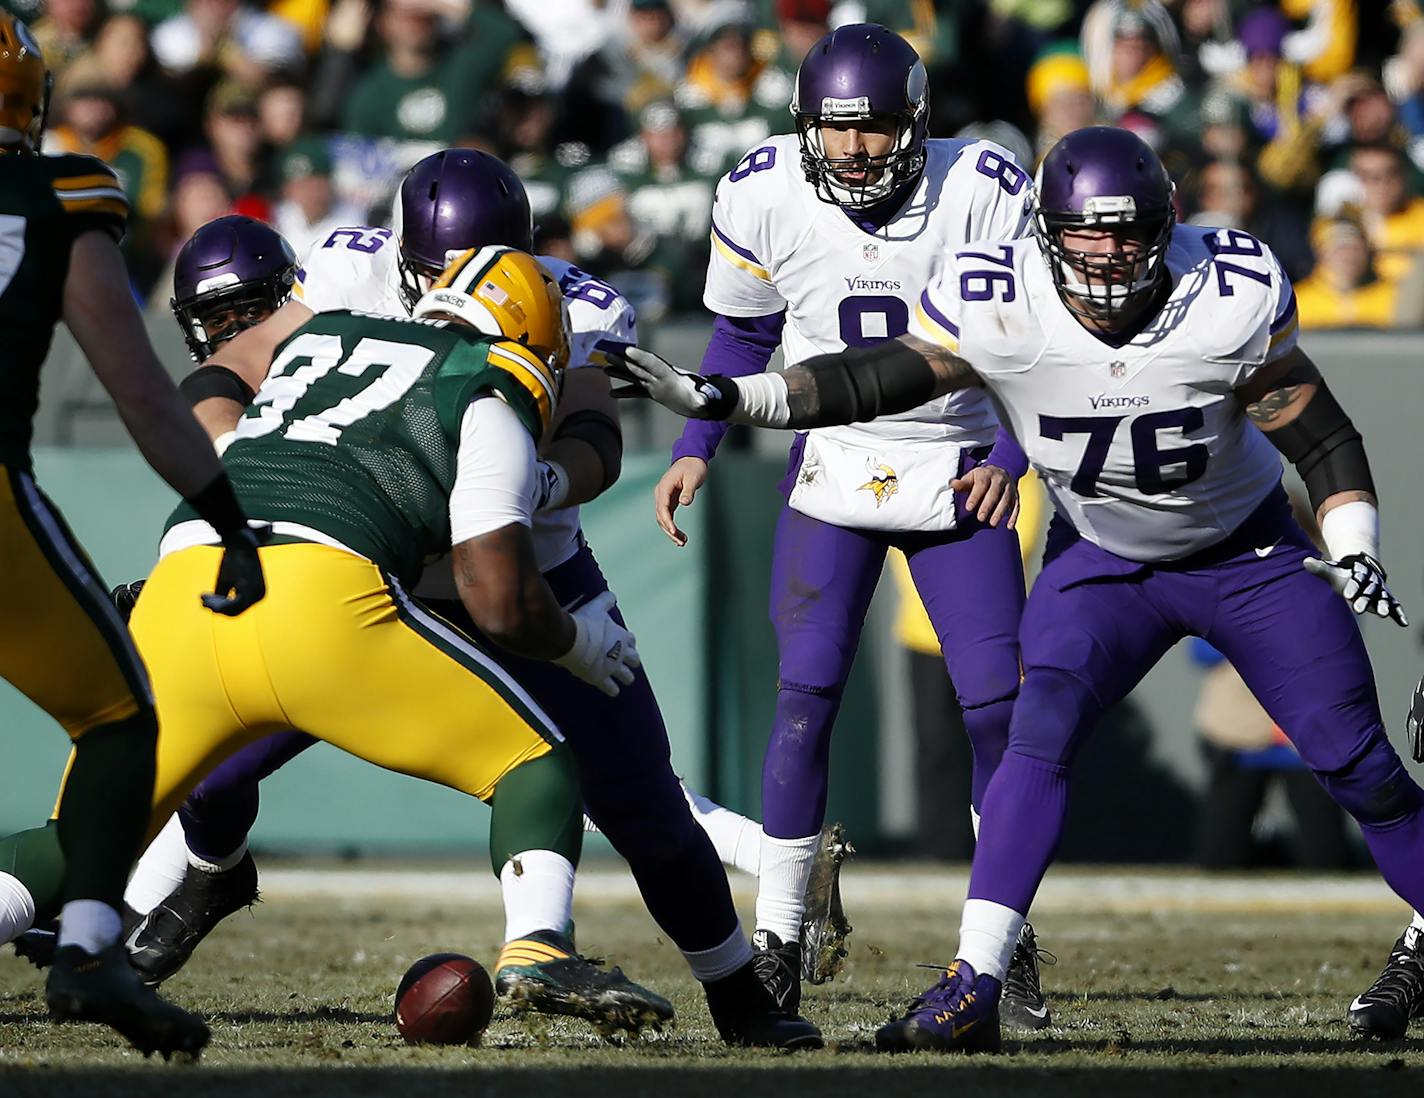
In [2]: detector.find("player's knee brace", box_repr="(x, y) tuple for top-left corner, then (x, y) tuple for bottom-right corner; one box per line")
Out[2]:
(1316, 739), (1424, 827)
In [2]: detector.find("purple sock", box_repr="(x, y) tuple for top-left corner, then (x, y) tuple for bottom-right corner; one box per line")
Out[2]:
(963, 697), (1013, 810)
(966, 751), (1070, 913)
(761, 686), (839, 839)
(180, 732), (317, 861)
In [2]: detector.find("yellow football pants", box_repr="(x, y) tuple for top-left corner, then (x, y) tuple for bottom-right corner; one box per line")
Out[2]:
(0, 464), (150, 738)
(128, 541), (558, 843)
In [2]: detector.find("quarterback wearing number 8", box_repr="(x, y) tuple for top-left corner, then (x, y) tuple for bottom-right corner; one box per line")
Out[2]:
(654, 22), (1049, 1025)
(616, 126), (1419, 1052)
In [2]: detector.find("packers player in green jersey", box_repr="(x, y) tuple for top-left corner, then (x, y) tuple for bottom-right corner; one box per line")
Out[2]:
(0, 13), (266, 1058)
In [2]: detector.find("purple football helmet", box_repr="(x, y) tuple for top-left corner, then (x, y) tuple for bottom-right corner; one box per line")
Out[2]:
(1034, 126), (1176, 323)
(171, 215), (298, 361)
(396, 148), (534, 310)
(791, 23), (929, 209)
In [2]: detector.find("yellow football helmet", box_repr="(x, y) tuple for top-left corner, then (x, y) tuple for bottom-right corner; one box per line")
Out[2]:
(413, 245), (571, 430)
(0, 14), (48, 153)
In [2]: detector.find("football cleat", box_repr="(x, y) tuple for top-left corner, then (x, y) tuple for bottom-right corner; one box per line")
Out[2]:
(704, 960), (823, 1050)
(1000, 922), (1055, 1031)
(875, 960), (1003, 1054)
(126, 853), (259, 986)
(801, 822), (854, 985)
(47, 943), (210, 1059)
(1349, 925), (1424, 1040)
(495, 929), (674, 1037)
(751, 929), (802, 1014)
(17, 906), (144, 971)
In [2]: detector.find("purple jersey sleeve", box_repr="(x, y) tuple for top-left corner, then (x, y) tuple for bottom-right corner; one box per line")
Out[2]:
(670, 310), (786, 464)
(985, 427), (1029, 480)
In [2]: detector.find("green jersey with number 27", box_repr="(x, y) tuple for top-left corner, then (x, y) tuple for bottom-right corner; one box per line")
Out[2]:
(168, 310), (550, 583)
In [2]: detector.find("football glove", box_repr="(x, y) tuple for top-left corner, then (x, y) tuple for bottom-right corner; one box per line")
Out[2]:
(553, 589), (641, 697)
(110, 580), (145, 624)
(1303, 552), (1409, 627)
(605, 347), (738, 420)
(201, 525), (271, 617)
(1407, 671), (1424, 763)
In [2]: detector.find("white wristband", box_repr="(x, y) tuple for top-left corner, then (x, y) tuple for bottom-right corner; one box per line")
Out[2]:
(1320, 499), (1380, 562)
(729, 373), (792, 428)
(534, 459), (570, 512)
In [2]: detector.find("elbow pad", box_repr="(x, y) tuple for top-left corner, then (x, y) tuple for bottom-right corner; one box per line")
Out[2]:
(799, 342), (940, 428)
(179, 365), (256, 409)
(1265, 382), (1375, 512)
(552, 409), (623, 492)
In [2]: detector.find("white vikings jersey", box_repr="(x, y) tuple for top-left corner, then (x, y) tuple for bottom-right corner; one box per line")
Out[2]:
(291, 226), (637, 572)
(704, 134), (1032, 531)
(911, 225), (1299, 561)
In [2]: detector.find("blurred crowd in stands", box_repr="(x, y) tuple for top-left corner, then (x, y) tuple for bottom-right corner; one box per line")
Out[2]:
(14, 0), (1424, 329)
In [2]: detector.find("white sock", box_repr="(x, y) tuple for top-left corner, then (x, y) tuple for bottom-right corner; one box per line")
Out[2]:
(970, 807), (981, 841)
(956, 898), (1025, 982)
(187, 839), (248, 875)
(682, 780), (763, 877)
(754, 833), (819, 943)
(57, 899), (121, 955)
(682, 924), (754, 982)
(1410, 910), (1424, 935)
(499, 850), (576, 941)
(0, 871), (36, 943)
(124, 814), (190, 915)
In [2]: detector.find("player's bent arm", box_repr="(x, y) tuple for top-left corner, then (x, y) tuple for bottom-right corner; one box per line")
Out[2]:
(1237, 347), (1377, 525)
(192, 298), (314, 438)
(537, 367), (622, 510)
(64, 230), (228, 499)
(614, 333), (980, 429)
(453, 524), (575, 658)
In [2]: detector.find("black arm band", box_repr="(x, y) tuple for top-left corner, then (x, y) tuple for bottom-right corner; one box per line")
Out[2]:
(1264, 382), (1375, 513)
(179, 365), (256, 409)
(792, 342), (940, 428)
(553, 409), (623, 492)
(186, 474), (249, 541)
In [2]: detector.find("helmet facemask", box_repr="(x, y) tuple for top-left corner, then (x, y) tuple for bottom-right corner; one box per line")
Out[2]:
(795, 107), (926, 209)
(1035, 193), (1174, 326)
(172, 275), (293, 361)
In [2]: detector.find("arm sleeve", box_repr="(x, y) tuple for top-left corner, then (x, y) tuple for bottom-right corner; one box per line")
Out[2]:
(702, 171), (787, 317)
(985, 427), (1029, 479)
(671, 310), (785, 464)
(448, 396), (538, 545)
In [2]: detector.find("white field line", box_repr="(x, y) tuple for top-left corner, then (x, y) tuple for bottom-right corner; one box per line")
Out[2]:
(257, 865), (1410, 915)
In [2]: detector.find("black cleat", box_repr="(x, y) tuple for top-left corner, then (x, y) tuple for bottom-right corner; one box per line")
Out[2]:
(16, 905), (144, 971)
(1350, 925), (1424, 1040)
(752, 929), (802, 1015)
(801, 823), (854, 985)
(495, 929), (674, 1037)
(1000, 922), (1055, 1031)
(126, 853), (259, 986)
(705, 960), (823, 1050)
(47, 943), (209, 1058)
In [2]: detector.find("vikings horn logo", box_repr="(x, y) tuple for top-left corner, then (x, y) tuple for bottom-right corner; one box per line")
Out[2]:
(858, 461), (898, 507)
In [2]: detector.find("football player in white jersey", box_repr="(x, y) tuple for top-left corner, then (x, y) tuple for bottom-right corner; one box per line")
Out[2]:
(614, 125), (1422, 1052)
(651, 23), (1050, 1026)
(86, 152), (819, 1048)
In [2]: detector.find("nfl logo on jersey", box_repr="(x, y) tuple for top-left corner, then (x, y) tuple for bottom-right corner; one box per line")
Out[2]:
(1109, 361), (1127, 378)
(862, 243), (879, 264)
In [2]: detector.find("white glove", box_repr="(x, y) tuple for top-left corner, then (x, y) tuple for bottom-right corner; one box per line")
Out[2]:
(1303, 553), (1409, 627)
(607, 347), (735, 419)
(532, 459), (570, 512)
(553, 590), (641, 696)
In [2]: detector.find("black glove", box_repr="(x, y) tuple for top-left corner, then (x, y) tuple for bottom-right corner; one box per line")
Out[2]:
(110, 580), (145, 624)
(1408, 672), (1424, 763)
(201, 525), (270, 616)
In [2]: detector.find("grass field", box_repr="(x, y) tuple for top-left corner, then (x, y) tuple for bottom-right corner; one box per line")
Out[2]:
(4, 862), (1424, 1097)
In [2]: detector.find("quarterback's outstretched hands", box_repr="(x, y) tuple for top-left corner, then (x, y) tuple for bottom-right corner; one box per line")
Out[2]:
(607, 348), (735, 420)
(1303, 553), (1408, 627)
(554, 590), (641, 697)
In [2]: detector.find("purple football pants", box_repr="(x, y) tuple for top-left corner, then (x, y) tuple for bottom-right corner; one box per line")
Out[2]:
(763, 443), (1025, 839)
(177, 543), (738, 954)
(970, 486), (1424, 917)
